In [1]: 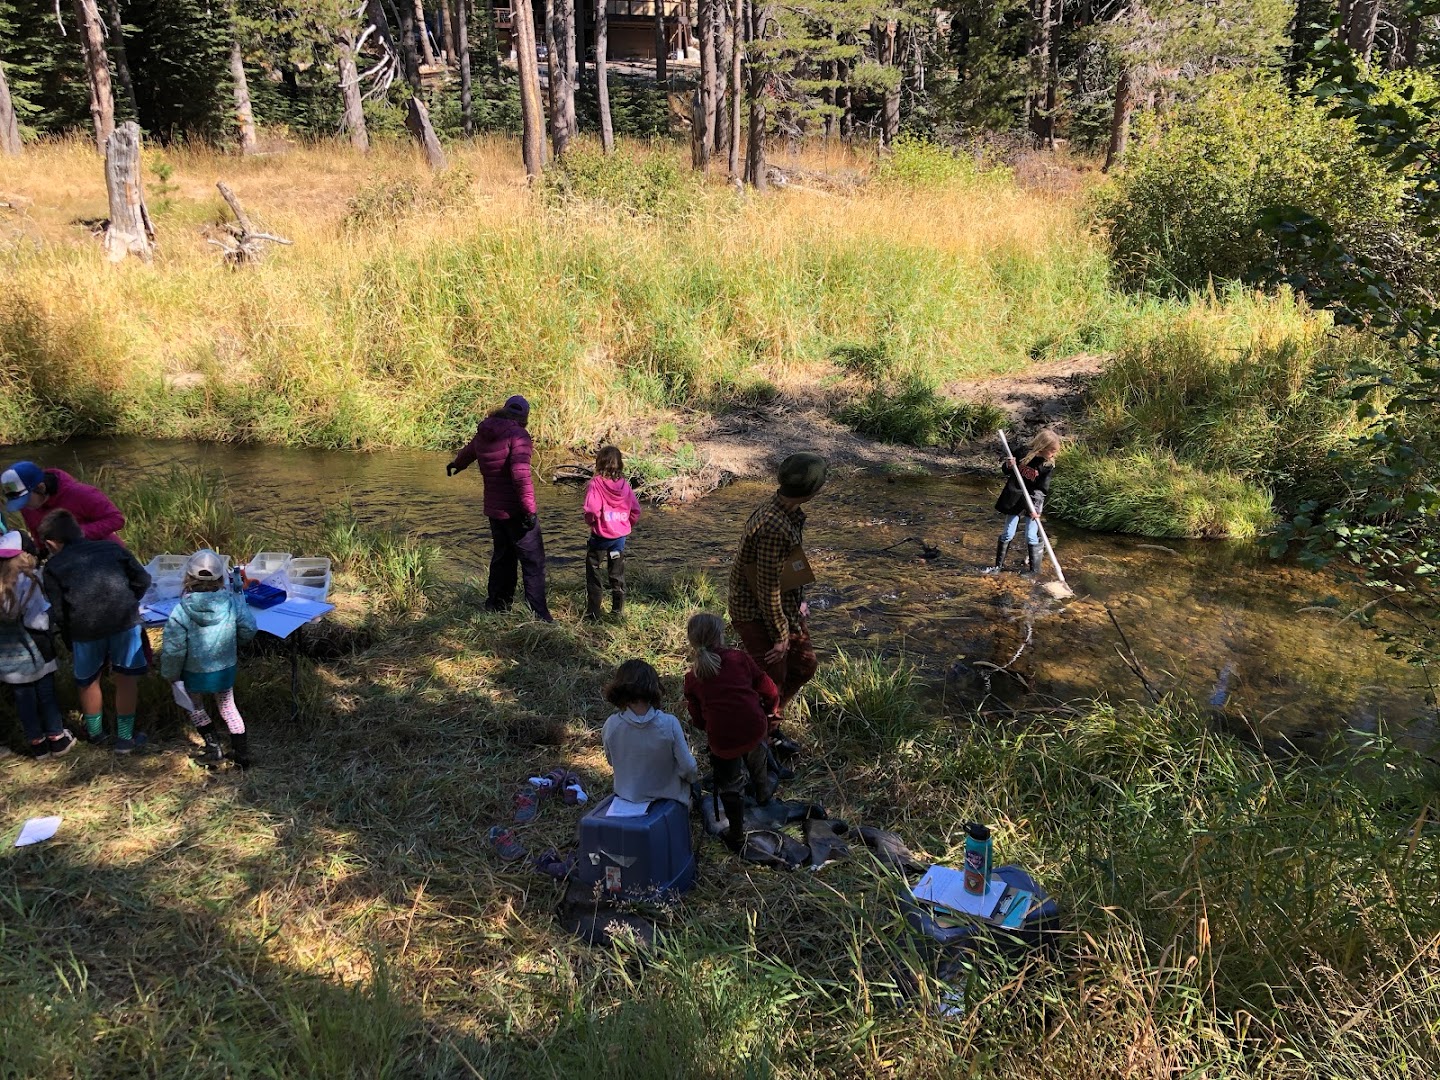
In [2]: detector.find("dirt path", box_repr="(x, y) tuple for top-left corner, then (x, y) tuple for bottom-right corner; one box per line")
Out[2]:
(688, 355), (1107, 484)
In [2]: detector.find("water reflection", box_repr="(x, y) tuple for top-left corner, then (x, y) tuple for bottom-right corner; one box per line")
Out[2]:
(7, 437), (1430, 746)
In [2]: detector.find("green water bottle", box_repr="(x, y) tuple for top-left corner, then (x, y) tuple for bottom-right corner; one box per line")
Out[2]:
(963, 822), (992, 895)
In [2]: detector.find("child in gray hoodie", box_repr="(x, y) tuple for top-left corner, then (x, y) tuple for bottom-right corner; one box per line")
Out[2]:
(601, 659), (697, 807)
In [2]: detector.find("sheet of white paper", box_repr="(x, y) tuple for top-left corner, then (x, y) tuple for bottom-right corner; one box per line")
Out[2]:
(15, 815), (61, 847)
(171, 681), (196, 711)
(912, 866), (1007, 919)
(254, 599), (335, 640)
(606, 797), (651, 817)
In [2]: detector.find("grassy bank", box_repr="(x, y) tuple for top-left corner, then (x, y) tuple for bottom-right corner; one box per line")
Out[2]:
(0, 137), (1118, 454)
(1050, 289), (1396, 539)
(1, 471), (1437, 1077)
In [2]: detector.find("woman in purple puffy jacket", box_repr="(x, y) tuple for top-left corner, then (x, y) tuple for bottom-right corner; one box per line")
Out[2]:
(447, 395), (553, 621)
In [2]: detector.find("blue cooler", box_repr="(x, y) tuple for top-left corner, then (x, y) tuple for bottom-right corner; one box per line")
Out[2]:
(576, 795), (697, 902)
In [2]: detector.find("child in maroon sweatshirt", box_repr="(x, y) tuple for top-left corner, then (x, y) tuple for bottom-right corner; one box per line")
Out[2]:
(582, 446), (642, 620)
(683, 612), (780, 851)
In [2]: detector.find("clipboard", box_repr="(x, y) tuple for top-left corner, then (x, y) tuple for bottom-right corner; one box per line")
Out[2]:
(743, 545), (815, 595)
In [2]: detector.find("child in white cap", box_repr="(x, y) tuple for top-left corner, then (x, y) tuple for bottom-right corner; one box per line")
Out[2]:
(160, 550), (258, 767)
(0, 530), (73, 759)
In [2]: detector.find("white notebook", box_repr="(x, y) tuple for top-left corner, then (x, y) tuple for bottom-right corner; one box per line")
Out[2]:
(912, 865), (1006, 919)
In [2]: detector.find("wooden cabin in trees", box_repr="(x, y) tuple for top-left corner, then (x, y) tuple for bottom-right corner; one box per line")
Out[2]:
(493, 0), (687, 63)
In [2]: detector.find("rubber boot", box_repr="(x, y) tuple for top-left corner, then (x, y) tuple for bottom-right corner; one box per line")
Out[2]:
(1026, 543), (1043, 576)
(583, 547), (604, 621)
(194, 723), (225, 765)
(227, 732), (252, 769)
(609, 550), (626, 616)
(719, 791), (745, 853)
(987, 537), (1011, 574)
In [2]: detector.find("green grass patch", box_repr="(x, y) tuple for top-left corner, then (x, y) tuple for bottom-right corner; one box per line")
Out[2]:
(1050, 445), (1276, 539)
(836, 377), (1005, 448)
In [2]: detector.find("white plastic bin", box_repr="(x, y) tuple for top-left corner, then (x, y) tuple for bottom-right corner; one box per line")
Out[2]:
(287, 557), (332, 602)
(145, 555), (188, 601)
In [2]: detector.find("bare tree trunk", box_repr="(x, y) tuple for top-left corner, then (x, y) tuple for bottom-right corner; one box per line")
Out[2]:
(1103, 67), (1132, 172)
(438, 0), (452, 61)
(727, 0), (742, 180)
(823, 58), (836, 142)
(395, 0), (425, 89)
(655, 1), (668, 83)
(414, 0), (438, 65)
(745, 2), (768, 188)
(545, 0), (574, 156)
(1401, 13), (1421, 67)
(450, 0), (463, 59)
(1028, 0), (1051, 145)
(367, 0), (402, 67)
(840, 55), (853, 140)
(103, 0), (138, 119)
(230, 38), (259, 155)
(1345, 0), (1382, 59)
(457, 0), (473, 133)
(596, 0), (615, 152)
(513, 0), (547, 178)
(406, 95), (448, 167)
(560, 0), (577, 144)
(103, 121), (153, 262)
(336, 37), (370, 152)
(878, 19), (899, 147)
(715, 0), (732, 155)
(73, 0), (116, 153)
(0, 61), (20, 156)
(693, 0), (713, 169)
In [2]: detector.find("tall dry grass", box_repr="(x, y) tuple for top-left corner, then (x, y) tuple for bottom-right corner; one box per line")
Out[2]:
(0, 136), (1114, 451)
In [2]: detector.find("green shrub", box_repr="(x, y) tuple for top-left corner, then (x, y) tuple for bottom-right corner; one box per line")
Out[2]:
(872, 134), (1006, 189)
(1050, 446), (1275, 539)
(836, 377), (1004, 448)
(543, 145), (698, 219)
(1098, 76), (1406, 294)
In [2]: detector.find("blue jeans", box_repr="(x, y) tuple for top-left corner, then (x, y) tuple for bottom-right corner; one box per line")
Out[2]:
(12, 673), (63, 742)
(586, 534), (627, 554)
(1001, 515), (1041, 545)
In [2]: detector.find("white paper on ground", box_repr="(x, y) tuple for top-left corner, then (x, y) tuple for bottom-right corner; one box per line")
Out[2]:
(912, 866), (1007, 919)
(15, 815), (61, 847)
(254, 598), (335, 640)
(171, 682), (197, 712)
(606, 797), (651, 817)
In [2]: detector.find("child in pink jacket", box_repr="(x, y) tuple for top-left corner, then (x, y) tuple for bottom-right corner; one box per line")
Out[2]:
(583, 446), (641, 620)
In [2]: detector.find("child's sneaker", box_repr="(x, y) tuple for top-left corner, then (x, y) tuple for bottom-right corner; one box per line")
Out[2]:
(45, 731), (76, 759)
(488, 825), (527, 863)
(81, 729), (112, 748)
(513, 788), (540, 823)
(113, 732), (148, 755)
(26, 741), (49, 760)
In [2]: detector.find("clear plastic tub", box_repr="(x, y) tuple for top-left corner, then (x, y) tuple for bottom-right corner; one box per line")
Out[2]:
(248, 552), (293, 577)
(144, 555), (188, 601)
(287, 557), (332, 602)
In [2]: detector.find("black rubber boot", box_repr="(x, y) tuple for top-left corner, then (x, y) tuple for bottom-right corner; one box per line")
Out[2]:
(194, 723), (225, 765)
(583, 548), (604, 621)
(719, 791), (745, 853)
(610, 550), (626, 616)
(990, 537), (1011, 573)
(227, 732), (252, 769)
(1026, 543), (1043, 576)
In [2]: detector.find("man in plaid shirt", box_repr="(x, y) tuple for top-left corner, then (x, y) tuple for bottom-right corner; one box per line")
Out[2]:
(728, 453), (828, 749)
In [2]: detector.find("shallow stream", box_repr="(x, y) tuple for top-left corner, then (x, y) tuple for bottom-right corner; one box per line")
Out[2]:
(9, 437), (1432, 748)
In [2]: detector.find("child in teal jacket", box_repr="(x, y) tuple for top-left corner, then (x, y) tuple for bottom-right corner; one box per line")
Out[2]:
(161, 549), (258, 767)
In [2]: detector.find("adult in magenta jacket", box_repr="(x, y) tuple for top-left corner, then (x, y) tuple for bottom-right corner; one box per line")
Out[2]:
(447, 395), (553, 621)
(3, 462), (126, 547)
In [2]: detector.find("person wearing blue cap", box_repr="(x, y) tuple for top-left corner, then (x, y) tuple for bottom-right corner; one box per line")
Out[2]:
(2, 461), (126, 548)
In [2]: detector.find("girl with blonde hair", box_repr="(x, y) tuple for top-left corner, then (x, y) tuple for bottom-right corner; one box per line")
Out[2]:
(987, 429), (1062, 576)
